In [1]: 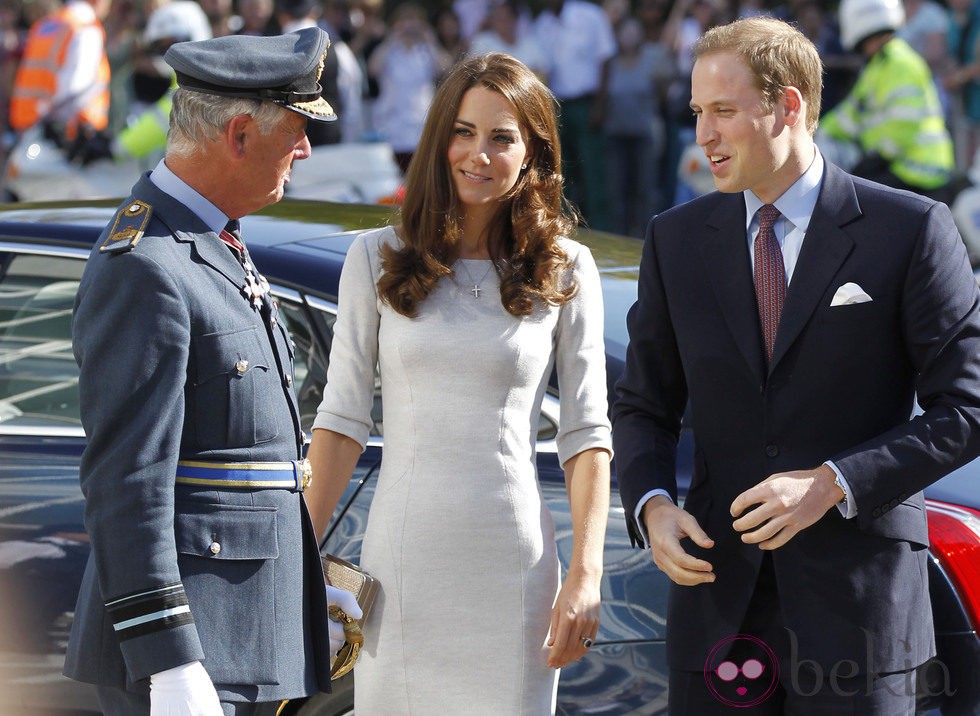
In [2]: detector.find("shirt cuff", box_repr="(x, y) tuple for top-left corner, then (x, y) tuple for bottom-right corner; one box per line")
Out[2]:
(633, 488), (674, 547)
(824, 460), (857, 519)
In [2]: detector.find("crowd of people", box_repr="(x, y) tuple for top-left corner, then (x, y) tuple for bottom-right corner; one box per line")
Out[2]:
(5, 0), (980, 233)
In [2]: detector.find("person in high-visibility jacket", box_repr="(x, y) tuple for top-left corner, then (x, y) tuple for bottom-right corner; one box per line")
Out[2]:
(112, 2), (211, 163)
(820, 0), (954, 193)
(113, 82), (173, 161)
(9, 0), (111, 143)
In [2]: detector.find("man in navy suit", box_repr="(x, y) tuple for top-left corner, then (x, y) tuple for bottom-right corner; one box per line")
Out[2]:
(613, 16), (980, 714)
(65, 28), (360, 715)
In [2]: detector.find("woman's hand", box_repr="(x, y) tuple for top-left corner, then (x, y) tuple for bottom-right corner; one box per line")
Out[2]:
(546, 566), (601, 668)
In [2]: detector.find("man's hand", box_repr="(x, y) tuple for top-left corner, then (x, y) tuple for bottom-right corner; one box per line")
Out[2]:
(642, 495), (715, 585)
(731, 465), (844, 550)
(149, 661), (222, 715)
(326, 584), (363, 654)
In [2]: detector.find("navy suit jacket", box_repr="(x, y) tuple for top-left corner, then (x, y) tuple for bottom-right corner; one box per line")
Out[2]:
(612, 161), (980, 673)
(64, 175), (332, 700)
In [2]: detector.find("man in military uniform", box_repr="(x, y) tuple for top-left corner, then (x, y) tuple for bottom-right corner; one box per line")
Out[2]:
(64, 27), (360, 715)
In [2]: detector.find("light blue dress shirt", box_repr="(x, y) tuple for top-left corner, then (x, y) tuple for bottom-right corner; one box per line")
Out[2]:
(149, 159), (231, 235)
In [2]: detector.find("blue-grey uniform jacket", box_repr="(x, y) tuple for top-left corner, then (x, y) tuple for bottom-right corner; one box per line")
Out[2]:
(63, 174), (332, 701)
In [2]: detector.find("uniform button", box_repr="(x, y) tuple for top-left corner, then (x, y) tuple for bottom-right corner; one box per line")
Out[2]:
(285, 374), (293, 387)
(209, 541), (221, 555)
(235, 359), (248, 374)
(765, 444), (779, 458)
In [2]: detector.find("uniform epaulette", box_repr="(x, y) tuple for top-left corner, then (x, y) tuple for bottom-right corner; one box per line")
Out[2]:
(100, 200), (153, 254)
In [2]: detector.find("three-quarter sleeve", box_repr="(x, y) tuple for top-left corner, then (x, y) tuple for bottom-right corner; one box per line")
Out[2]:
(312, 228), (387, 448)
(553, 241), (613, 466)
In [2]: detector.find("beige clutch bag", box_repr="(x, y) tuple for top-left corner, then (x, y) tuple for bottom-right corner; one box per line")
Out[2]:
(322, 553), (378, 679)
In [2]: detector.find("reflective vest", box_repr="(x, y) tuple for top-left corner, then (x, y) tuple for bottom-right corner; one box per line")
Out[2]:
(115, 82), (173, 161)
(820, 38), (953, 190)
(9, 3), (110, 139)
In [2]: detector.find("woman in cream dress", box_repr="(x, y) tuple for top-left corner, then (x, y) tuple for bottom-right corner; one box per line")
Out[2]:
(306, 53), (612, 714)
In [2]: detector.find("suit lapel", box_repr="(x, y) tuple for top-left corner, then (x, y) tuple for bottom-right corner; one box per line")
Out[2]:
(184, 229), (249, 292)
(770, 162), (861, 371)
(698, 195), (766, 385)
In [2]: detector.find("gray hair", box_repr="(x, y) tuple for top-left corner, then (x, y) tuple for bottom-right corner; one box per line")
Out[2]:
(166, 88), (292, 158)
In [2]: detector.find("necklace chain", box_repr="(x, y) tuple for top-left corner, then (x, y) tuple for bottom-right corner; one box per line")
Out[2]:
(456, 259), (495, 298)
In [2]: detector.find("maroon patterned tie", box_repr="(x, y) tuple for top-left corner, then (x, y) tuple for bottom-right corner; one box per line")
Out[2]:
(753, 204), (785, 363)
(220, 220), (270, 310)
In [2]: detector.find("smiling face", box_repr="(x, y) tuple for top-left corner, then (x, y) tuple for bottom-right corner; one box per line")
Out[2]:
(691, 51), (799, 203)
(447, 86), (530, 223)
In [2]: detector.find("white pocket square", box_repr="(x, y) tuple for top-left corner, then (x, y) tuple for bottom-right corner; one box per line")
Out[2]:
(830, 282), (873, 306)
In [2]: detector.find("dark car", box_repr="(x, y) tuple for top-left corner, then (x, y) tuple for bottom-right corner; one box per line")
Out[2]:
(0, 199), (977, 715)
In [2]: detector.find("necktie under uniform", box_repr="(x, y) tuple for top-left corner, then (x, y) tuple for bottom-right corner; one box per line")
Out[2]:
(753, 204), (786, 363)
(221, 220), (270, 310)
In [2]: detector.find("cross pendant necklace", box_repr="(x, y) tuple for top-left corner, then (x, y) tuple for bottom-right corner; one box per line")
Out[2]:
(456, 259), (495, 299)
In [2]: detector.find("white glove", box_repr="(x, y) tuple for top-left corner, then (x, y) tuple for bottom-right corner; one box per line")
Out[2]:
(326, 584), (363, 654)
(149, 661), (223, 716)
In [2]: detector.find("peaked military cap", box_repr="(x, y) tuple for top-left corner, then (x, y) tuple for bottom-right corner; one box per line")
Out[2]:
(164, 27), (336, 121)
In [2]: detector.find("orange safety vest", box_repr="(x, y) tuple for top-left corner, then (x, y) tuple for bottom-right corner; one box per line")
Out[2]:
(9, 3), (110, 139)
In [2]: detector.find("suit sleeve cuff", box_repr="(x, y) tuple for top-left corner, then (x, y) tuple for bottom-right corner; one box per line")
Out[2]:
(106, 582), (206, 681)
(824, 460), (857, 519)
(633, 489), (674, 547)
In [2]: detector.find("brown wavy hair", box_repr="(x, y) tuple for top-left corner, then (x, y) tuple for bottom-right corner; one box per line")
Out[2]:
(378, 53), (579, 317)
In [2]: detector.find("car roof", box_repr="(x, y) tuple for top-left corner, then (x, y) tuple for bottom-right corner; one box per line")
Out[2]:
(0, 198), (392, 250)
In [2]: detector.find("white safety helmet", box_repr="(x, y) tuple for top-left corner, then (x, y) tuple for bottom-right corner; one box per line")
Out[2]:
(145, 1), (213, 45)
(838, 0), (905, 52)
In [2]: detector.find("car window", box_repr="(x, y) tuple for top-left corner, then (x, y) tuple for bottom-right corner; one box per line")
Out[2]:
(0, 254), (83, 428)
(277, 298), (329, 432)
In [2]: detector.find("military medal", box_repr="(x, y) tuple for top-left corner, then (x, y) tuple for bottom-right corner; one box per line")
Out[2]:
(219, 223), (269, 310)
(241, 253), (270, 309)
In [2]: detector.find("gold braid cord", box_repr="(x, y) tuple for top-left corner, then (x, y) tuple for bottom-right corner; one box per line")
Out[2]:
(328, 605), (365, 679)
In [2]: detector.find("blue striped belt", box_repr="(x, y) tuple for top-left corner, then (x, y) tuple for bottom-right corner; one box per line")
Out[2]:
(175, 459), (312, 492)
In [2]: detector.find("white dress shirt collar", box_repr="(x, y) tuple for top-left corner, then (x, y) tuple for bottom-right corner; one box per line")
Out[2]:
(743, 148), (824, 237)
(742, 148), (824, 283)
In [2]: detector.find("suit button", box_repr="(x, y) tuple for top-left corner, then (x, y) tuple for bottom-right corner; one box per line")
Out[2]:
(872, 507), (882, 518)
(765, 444), (779, 458)
(209, 541), (221, 555)
(235, 359), (248, 374)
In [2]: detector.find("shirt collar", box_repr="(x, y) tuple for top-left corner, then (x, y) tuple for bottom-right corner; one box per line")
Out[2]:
(743, 148), (824, 233)
(149, 159), (230, 236)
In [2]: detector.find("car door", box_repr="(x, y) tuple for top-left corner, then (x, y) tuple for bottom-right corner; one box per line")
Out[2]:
(0, 240), (382, 714)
